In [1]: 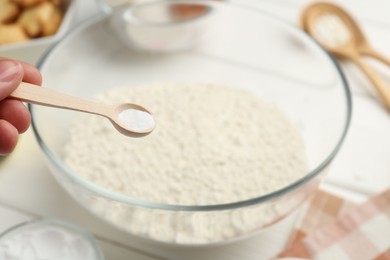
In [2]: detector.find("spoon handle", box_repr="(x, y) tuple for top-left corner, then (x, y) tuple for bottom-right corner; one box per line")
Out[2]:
(10, 82), (110, 117)
(358, 44), (390, 67)
(351, 56), (390, 111)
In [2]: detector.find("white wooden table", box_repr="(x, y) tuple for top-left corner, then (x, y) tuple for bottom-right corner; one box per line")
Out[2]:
(1, 0), (390, 259)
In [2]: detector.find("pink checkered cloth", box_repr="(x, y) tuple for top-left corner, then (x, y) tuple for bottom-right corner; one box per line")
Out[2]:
(278, 187), (390, 260)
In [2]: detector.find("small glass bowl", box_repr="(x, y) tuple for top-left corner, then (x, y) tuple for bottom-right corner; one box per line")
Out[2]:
(0, 218), (104, 259)
(31, 0), (351, 246)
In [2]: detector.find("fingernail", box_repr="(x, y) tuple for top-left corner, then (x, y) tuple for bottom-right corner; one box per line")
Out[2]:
(0, 60), (22, 83)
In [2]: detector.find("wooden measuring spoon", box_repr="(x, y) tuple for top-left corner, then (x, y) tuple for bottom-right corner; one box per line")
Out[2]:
(300, 2), (390, 111)
(10, 82), (155, 137)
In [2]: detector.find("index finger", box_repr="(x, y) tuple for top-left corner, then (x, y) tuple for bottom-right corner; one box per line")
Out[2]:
(19, 61), (42, 86)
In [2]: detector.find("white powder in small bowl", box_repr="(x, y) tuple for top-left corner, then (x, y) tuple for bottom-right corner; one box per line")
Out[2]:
(0, 220), (102, 260)
(63, 83), (307, 243)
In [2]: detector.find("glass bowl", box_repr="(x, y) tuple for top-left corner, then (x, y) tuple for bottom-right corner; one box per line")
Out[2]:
(0, 218), (104, 259)
(31, 0), (351, 246)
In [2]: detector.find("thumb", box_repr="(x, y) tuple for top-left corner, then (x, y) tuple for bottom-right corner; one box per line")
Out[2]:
(0, 59), (23, 101)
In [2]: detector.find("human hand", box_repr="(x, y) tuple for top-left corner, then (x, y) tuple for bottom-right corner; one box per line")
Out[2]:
(0, 58), (42, 155)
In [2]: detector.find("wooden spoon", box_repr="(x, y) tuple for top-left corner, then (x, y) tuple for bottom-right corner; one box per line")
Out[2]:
(300, 2), (390, 111)
(10, 82), (155, 137)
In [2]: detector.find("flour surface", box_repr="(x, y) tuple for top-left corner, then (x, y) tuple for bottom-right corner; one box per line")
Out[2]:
(64, 83), (307, 205)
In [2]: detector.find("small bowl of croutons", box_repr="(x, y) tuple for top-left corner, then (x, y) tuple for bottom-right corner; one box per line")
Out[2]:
(0, 0), (78, 64)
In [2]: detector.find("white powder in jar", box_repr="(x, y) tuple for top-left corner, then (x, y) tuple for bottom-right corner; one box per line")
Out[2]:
(64, 83), (307, 243)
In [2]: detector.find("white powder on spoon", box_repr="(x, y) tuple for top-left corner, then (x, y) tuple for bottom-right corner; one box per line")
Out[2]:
(64, 83), (307, 243)
(314, 14), (351, 48)
(117, 108), (155, 132)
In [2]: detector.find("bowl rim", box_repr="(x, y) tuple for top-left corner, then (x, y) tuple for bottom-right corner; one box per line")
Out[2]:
(31, 0), (352, 212)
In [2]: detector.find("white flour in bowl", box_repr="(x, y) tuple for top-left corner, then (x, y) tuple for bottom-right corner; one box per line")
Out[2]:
(63, 83), (308, 243)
